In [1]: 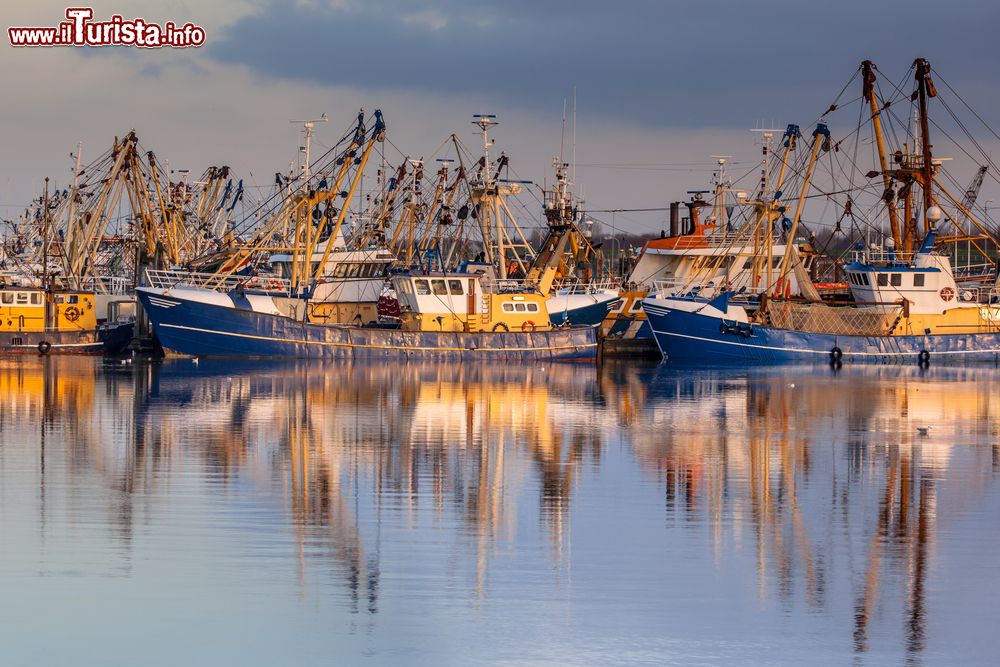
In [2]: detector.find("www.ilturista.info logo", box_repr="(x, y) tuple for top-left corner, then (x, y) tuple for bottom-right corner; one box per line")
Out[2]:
(8, 7), (205, 48)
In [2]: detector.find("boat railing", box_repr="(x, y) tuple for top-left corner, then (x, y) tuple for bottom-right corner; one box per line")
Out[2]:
(952, 263), (996, 280)
(850, 250), (917, 265)
(556, 279), (621, 294)
(650, 278), (694, 295)
(80, 275), (131, 295)
(479, 276), (537, 294)
(959, 285), (1000, 305)
(145, 269), (251, 292)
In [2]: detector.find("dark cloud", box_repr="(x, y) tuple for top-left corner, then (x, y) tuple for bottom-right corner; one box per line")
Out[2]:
(208, 0), (1000, 128)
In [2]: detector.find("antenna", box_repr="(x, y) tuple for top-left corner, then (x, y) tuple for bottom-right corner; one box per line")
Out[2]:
(472, 114), (498, 181)
(572, 86), (577, 185)
(559, 98), (567, 164)
(289, 112), (328, 181)
(750, 127), (782, 195)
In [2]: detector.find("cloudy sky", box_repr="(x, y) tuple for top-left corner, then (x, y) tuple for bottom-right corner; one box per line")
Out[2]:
(3, 0), (999, 233)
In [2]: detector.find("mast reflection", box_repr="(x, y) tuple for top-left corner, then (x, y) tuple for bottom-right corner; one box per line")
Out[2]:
(631, 366), (1000, 661)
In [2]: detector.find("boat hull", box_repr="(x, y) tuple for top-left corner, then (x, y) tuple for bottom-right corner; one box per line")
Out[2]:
(547, 291), (620, 327)
(643, 301), (1000, 365)
(0, 321), (134, 355)
(137, 288), (598, 361)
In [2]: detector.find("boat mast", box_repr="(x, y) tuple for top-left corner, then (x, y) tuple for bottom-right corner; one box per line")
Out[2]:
(774, 123), (829, 296)
(914, 58), (937, 235)
(861, 60), (902, 250)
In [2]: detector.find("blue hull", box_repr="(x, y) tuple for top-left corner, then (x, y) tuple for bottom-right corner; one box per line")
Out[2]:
(548, 296), (620, 327)
(137, 289), (597, 361)
(643, 302), (1000, 365)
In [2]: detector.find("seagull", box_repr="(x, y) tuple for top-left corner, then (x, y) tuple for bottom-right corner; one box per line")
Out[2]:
(191, 357), (199, 366)
(916, 426), (931, 436)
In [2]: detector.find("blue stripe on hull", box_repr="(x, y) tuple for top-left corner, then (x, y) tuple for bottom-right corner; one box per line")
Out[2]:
(644, 305), (1000, 365)
(138, 290), (597, 361)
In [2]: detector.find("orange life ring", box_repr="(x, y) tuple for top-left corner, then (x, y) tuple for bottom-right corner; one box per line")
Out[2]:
(521, 320), (536, 332)
(64, 306), (81, 322)
(939, 286), (955, 302)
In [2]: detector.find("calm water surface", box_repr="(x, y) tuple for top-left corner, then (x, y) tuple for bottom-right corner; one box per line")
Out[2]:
(0, 357), (998, 666)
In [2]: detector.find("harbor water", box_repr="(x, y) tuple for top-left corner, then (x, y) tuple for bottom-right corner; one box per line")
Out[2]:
(1, 357), (998, 665)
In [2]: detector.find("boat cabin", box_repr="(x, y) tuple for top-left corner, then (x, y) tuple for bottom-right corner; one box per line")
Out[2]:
(0, 288), (98, 333)
(392, 264), (552, 333)
(844, 236), (975, 315)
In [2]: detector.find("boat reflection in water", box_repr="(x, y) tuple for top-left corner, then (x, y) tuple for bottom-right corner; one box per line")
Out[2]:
(0, 358), (997, 664)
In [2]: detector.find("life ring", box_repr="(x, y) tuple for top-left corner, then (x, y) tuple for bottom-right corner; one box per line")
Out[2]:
(64, 306), (81, 322)
(939, 286), (955, 302)
(521, 320), (536, 333)
(719, 322), (728, 335)
(918, 349), (930, 365)
(491, 322), (510, 333)
(830, 347), (843, 362)
(37, 340), (51, 355)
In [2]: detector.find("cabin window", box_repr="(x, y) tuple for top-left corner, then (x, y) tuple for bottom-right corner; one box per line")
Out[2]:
(860, 273), (870, 286)
(67, 294), (79, 304)
(333, 264), (346, 278)
(414, 279), (430, 295)
(877, 274), (888, 287)
(16, 293), (29, 305)
(1, 293), (12, 304)
(890, 274), (901, 287)
(526, 303), (539, 313)
(448, 280), (464, 295)
(431, 280), (448, 296)
(914, 274), (925, 287)
(502, 303), (515, 313)
(30, 293), (41, 305)
(514, 303), (527, 312)
(346, 265), (359, 278)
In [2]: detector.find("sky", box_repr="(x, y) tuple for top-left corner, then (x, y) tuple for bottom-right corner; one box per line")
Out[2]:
(3, 0), (1000, 234)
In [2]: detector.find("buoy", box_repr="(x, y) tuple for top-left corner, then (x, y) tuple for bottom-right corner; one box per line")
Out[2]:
(830, 347), (843, 362)
(918, 349), (930, 365)
(37, 340), (52, 355)
(521, 320), (536, 333)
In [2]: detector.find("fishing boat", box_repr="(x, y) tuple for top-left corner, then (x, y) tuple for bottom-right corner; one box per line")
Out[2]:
(136, 111), (598, 361)
(0, 284), (133, 354)
(644, 59), (1000, 365)
(136, 265), (597, 360)
(604, 151), (818, 343)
